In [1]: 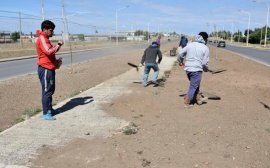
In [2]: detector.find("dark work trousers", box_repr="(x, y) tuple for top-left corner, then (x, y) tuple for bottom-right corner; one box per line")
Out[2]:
(38, 66), (55, 114)
(186, 71), (202, 100)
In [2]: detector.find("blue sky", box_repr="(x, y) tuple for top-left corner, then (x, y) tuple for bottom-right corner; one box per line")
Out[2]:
(0, 0), (269, 36)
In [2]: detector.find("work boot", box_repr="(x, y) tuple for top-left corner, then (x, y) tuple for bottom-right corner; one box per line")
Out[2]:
(152, 81), (159, 87)
(196, 95), (208, 105)
(42, 110), (56, 120)
(184, 96), (193, 108)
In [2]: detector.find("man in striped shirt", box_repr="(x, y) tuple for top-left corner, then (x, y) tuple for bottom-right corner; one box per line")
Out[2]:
(36, 20), (63, 120)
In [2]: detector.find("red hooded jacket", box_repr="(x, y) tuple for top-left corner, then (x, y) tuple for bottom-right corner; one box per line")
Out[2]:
(36, 30), (61, 70)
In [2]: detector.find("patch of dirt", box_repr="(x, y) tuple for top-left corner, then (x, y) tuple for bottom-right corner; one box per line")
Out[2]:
(0, 41), (175, 131)
(28, 45), (270, 167)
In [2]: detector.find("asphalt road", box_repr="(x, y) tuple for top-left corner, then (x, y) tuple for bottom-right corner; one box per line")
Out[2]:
(208, 42), (270, 67)
(1, 40), (269, 81)
(0, 43), (151, 81)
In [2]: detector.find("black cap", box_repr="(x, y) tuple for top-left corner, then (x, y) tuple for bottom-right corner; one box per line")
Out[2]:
(198, 32), (208, 41)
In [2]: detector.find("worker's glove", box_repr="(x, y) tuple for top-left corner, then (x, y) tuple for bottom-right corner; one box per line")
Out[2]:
(138, 63), (143, 67)
(203, 65), (208, 72)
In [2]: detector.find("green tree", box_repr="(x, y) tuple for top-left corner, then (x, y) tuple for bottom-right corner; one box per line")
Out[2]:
(249, 31), (260, 44)
(144, 31), (149, 40)
(78, 34), (85, 41)
(133, 30), (148, 40)
(134, 30), (144, 36)
(233, 30), (243, 42)
(11, 31), (20, 42)
(244, 29), (254, 37)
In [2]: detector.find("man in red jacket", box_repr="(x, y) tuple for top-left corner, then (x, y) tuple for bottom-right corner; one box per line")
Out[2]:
(36, 20), (63, 120)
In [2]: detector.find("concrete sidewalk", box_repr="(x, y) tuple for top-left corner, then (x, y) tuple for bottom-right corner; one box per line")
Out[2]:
(0, 54), (177, 167)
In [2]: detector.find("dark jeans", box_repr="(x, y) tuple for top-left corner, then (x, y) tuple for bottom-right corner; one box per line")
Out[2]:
(38, 66), (55, 114)
(186, 71), (202, 99)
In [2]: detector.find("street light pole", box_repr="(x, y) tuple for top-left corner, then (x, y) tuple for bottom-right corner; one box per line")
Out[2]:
(238, 29), (240, 43)
(167, 25), (170, 40)
(266, 3), (269, 47)
(209, 10), (218, 42)
(148, 22), (150, 43)
(225, 19), (234, 43)
(239, 10), (250, 46)
(253, 1), (269, 47)
(148, 20), (154, 43)
(214, 23), (218, 40)
(158, 24), (162, 34)
(230, 21), (234, 43)
(116, 5), (129, 45)
(94, 26), (97, 44)
(219, 24), (224, 39)
(256, 23), (263, 45)
(206, 22), (210, 37)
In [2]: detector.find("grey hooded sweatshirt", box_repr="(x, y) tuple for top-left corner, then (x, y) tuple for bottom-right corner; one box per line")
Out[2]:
(141, 44), (162, 64)
(178, 35), (209, 72)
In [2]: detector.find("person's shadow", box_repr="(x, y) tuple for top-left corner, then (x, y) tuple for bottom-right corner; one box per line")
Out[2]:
(55, 96), (94, 115)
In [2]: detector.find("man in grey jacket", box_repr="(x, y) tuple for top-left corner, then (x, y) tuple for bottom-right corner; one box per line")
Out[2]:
(178, 32), (209, 107)
(139, 41), (162, 87)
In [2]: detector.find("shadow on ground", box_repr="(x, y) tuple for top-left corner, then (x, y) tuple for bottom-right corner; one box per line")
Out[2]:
(56, 96), (94, 114)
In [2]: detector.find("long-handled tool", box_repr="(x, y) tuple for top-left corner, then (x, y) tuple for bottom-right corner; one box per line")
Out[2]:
(208, 68), (226, 74)
(179, 92), (221, 100)
(127, 62), (143, 84)
(127, 62), (139, 71)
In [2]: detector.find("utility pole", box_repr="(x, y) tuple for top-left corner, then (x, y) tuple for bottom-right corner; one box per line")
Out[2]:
(94, 26), (97, 44)
(19, 11), (23, 48)
(42, 0), (44, 21)
(61, 0), (66, 46)
(61, 0), (73, 72)
(238, 29), (240, 43)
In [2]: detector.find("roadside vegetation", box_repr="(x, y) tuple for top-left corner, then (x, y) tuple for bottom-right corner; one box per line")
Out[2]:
(209, 26), (270, 45)
(18, 107), (42, 122)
